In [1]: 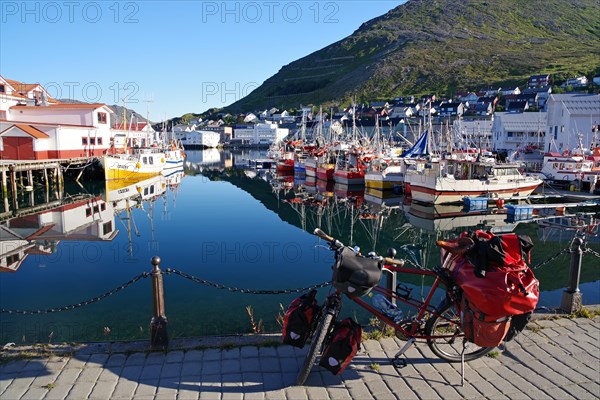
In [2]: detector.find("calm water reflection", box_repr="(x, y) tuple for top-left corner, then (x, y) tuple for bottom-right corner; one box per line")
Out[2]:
(1, 149), (599, 344)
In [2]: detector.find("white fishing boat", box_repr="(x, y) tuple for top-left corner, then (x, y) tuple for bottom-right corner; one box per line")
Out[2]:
(541, 150), (600, 192)
(102, 148), (166, 180)
(163, 140), (185, 172)
(405, 158), (542, 204)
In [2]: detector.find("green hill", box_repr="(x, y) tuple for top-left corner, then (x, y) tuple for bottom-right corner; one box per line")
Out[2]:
(226, 0), (600, 112)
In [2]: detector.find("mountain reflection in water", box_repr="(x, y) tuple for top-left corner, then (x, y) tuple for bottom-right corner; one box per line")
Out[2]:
(0, 150), (598, 344)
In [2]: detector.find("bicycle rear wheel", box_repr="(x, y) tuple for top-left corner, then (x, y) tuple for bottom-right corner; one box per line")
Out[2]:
(296, 312), (334, 385)
(425, 300), (493, 362)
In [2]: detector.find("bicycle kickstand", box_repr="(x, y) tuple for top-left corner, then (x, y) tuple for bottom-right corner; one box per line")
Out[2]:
(391, 338), (416, 370)
(460, 341), (468, 387)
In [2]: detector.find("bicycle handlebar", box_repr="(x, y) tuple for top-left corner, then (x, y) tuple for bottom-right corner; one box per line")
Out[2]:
(314, 228), (405, 267)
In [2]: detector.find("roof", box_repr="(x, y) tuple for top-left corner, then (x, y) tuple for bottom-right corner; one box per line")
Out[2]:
(5, 79), (40, 92)
(494, 111), (547, 132)
(547, 94), (600, 114)
(9, 103), (112, 111)
(0, 124), (50, 139)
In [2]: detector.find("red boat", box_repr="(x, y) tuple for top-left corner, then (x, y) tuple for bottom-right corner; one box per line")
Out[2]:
(317, 163), (335, 181)
(334, 168), (365, 185)
(276, 158), (294, 173)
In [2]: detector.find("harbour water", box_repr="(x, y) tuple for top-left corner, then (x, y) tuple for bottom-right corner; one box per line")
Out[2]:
(1, 149), (599, 344)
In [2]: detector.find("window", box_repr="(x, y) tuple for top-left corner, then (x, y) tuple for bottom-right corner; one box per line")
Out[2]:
(0, 84), (4, 93)
(82, 137), (88, 145)
(7, 253), (20, 265)
(97, 137), (103, 145)
(93, 205), (99, 214)
(149, 156), (154, 165)
(97, 112), (107, 124)
(100, 203), (106, 211)
(143, 157), (148, 164)
(103, 222), (113, 236)
(86, 208), (92, 217)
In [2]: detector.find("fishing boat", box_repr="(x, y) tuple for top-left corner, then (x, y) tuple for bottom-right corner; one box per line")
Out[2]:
(405, 158), (542, 205)
(316, 161), (335, 181)
(102, 148), (165, 180)
(163, 140), (185, 172)
(540, 148), (600, 192)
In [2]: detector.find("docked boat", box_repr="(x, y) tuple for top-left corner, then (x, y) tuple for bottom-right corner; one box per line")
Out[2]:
(316, 162), (335, 181)
(405, 159), (542, 204)
(163, 140), (185, 172)
(101, 148), (165, 180)
(541, 150), (600, 192)
(365, 162), (405, 191)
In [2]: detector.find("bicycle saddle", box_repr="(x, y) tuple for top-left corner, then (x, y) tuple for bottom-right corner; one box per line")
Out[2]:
(436, 237), (475, 255)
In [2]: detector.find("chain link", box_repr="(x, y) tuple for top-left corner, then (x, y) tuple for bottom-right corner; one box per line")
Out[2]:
(531, 248), (570, 270)
(1, 273), (148, 315)
(584, 247), (600, 259)
(166, 268), (331, 294)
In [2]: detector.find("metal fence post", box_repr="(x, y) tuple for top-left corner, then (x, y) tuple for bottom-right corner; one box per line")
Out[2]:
(385, 269), (397, 305)
(560, 238), (583, 313)
(150, 256), (168, 349)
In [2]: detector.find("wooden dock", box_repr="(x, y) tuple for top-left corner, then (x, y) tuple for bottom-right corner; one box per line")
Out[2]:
(0, 157), (98, 215)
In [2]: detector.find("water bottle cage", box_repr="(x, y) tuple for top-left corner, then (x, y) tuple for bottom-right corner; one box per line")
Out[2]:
(395, 283), (412, 301)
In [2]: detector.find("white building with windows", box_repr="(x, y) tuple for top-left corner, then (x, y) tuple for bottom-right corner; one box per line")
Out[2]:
(233, 123), (289, 145)
(491, 112), (547, 152)
(545, 94), (600, 152)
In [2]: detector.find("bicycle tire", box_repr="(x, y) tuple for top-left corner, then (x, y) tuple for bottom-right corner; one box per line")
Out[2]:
(425, 300), (493, 362)
(296, 312), (334, 386)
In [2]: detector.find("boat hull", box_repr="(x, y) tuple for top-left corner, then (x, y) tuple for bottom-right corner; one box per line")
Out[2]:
(102, 153), (164, 181)
(334, 170), (365, 185)
(316, 164), (334, 181)
(408, 181), (541, 204)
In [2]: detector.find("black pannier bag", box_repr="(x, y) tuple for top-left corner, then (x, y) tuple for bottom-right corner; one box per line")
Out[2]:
(332, 247), (382, 297)
(282, 290), (319, 348)
(319, 318), (362, 375)
(504, 312), (532, 342)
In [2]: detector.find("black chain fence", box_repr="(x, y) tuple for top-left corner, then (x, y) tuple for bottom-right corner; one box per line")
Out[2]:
(1, 272), (149, 315)
(0, 243), (590, 315)
(165, 268), (331, 294)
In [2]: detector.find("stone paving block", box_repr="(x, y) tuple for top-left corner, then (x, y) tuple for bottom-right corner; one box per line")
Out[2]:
(276, 345), (296, 358)
(203, 349), (221, 362)
(22, 384), (50, 400)
(242, 392), (264, 400)
(365, 379), (394, 396)
(326, 385), (352, 399)
(240, 358), (261, 373)
(1, 359), (29, 374)
(30, 370), (60, 387)
(202, 361), (222, 375)
(88, 379), (117, 399)
(304, 386), (329, 400)
(45, 357), (69, 372)
(134, 379), (159, 397)
(452, 382), (484, 400)
(105, 353), (127, 367)
(362, 340), (384, 353)
(181, 361), (203, 377)
(345, 381), (374, 400)
(65, 381), (95, 400)
(258, 357), (280, 373)
(140, 364), (163, 380)
(221, 392), (243, 400)
(221, 348), (240, 360)
(125, 353), (147, 366)
(42, 384), (74, 400)
(184, 350), (204, 362)
(55, 367), (83, 385)
(87, 354), (109, 366)
(221, 359), (242, 374)
(78, 366), (103, 382)
(198, 391), (221, 400)
(258, 347), (277, 357)
(97, 367), (120, 382)
(404, 376), (442, 400)
(161, 363), (183, 379)
(112, 379), (138, 398)
(579, 381), (600, 398)
(261, 372), (284, 391)
(155, 384), (179, 400)
(120, 365), (144, 381)
(541, 386), (576, 399)
(284, 385), (308, 400)
(166, 351), (185, 363)
(145, 352), (167, 365)
(240, 346), (259, 359)
(464, 377), (502, 399)
(177, 386), (200, 400)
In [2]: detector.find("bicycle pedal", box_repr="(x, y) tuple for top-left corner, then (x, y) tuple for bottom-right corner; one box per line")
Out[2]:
(391, 357), (407, 370)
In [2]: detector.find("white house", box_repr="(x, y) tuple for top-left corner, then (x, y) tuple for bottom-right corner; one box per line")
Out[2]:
(453, 118), (494, 149)
(112, 121), (157, 148)
(233, 123), (289, 145)
(545, 94), (600, 152)
(491, 112), (547, 152)
(1, 102), (114, 160)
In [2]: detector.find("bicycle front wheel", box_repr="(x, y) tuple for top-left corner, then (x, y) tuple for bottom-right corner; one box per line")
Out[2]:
(425, 300), (493, 362)
(296, 312), (334, 386)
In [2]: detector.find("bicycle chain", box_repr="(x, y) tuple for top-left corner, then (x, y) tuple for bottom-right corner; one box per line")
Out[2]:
(166, 268), (331, 294)
(1, 273), (148, 315)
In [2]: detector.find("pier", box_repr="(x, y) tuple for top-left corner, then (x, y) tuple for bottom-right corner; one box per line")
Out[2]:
(0, 157), (98, 217)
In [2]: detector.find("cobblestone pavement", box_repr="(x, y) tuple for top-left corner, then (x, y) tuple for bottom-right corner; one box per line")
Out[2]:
(1, 316), (598, 400)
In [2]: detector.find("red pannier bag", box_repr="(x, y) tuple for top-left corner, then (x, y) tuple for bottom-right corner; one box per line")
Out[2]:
(282, 290), (319, 348)
(319, 318), (362, 375)
(461, 297), (511, 347)
(450, 231), (540, 317)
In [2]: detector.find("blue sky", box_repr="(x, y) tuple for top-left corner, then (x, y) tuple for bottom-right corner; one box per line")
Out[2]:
(1, 1), (401, 120)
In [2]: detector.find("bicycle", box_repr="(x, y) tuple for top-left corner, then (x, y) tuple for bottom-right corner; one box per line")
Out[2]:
(296, 228), (494, 386)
